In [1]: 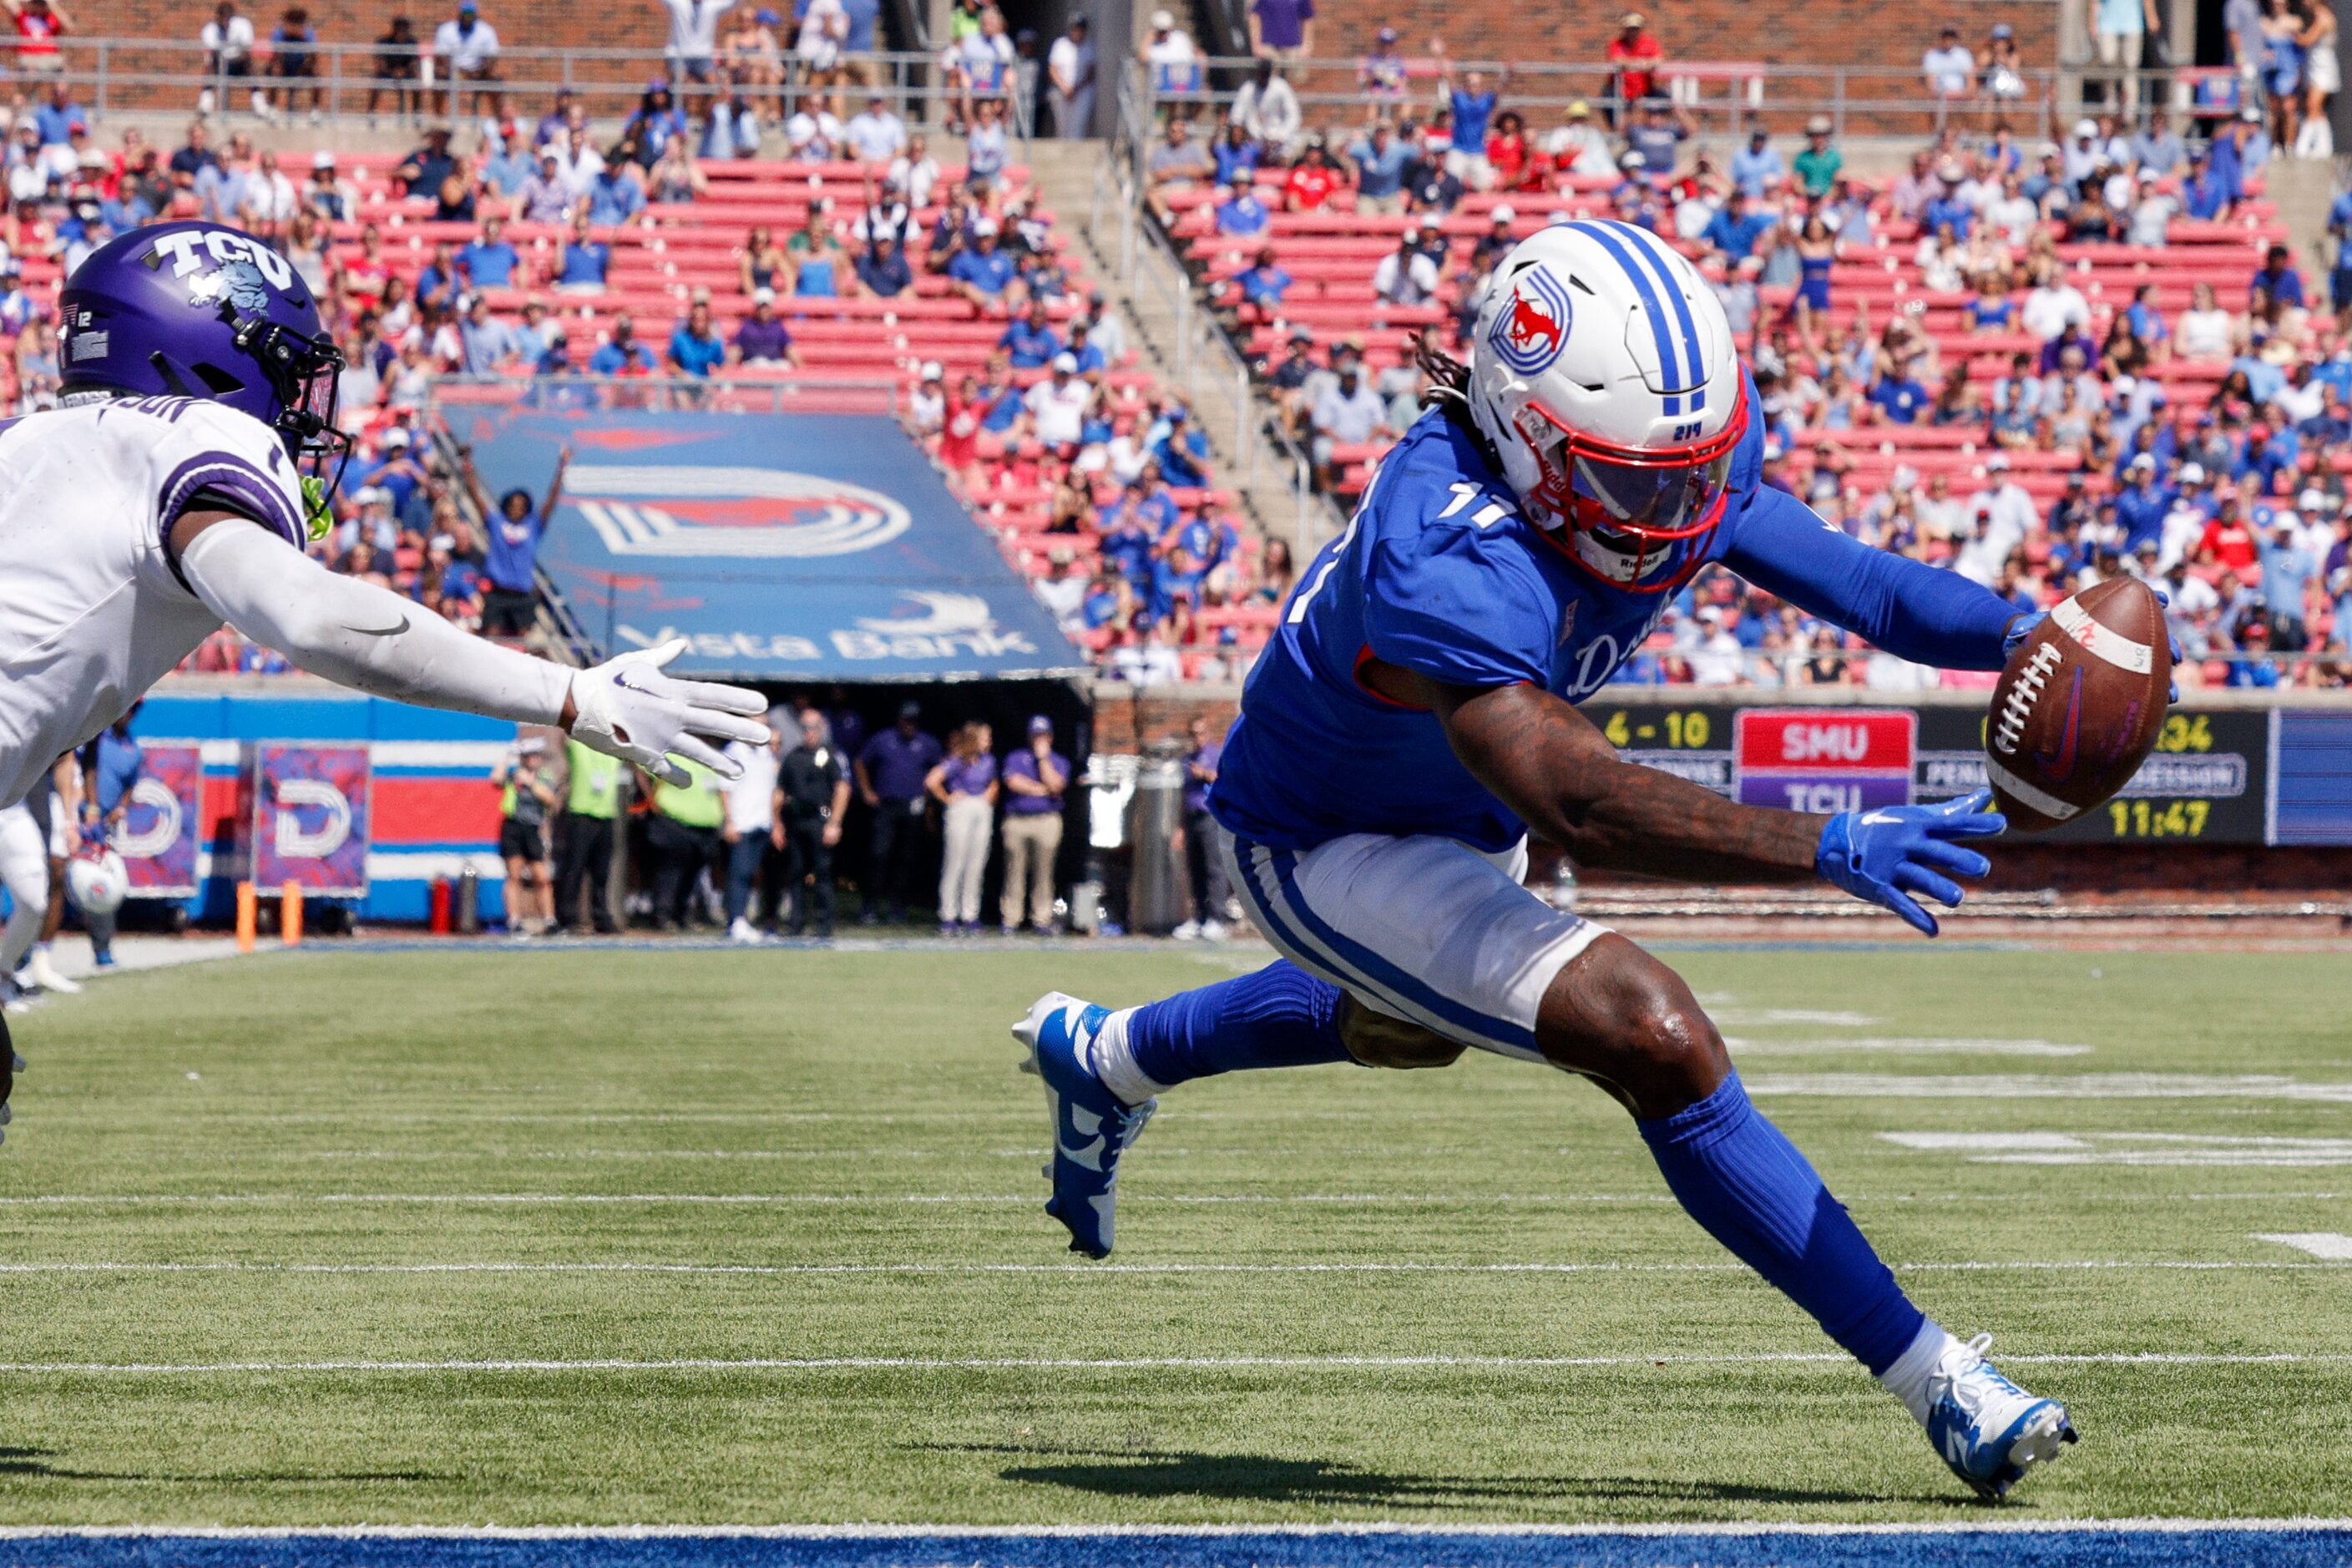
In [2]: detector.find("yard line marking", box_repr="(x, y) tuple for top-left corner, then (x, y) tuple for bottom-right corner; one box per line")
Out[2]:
(2255, 1232), (2352, 1259)
(0, 1259), (2336, 1277)
(1709, 1007), (1882, 1027)
(1753, 1073), (2352, 1100)
(3, 1190), (2351, 1206)
(1729, 1037), (2092, 1058)
(1884, 1133), (2352, 1166)
(0, 1351), (2343, 1375)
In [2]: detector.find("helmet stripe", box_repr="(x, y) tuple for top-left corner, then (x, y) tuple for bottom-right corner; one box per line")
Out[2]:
(1567, 221), (1684, 418)
(1605, 220), (1709, 414)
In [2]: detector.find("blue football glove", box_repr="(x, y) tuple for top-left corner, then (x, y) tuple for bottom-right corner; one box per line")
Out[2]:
(1815, 788), (2006, 938)
(2003, 599), (2185, 703)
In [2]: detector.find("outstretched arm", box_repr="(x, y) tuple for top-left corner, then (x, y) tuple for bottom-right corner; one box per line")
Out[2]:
(1358, 656), (2004, 933)
(1722, 483), (2022, 670)
(174, 513), (766, 783)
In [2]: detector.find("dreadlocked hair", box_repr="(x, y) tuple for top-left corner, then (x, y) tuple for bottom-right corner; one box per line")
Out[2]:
(1416, 335), (1505, 471)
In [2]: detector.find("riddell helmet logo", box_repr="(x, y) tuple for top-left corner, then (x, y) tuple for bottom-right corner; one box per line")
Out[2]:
(1488, 266), (1573, 377)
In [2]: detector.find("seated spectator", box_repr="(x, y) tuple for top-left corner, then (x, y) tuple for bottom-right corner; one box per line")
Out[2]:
(947, 217), (1018, 310)
(1282, 141), (1340, 212)
(2177, 281), (2235, 359)
(453, 292), (518, 372)
(845, 92), (908, 164)
(854, 235), (912, 297)
(1148, 116), (1211, 193)
(2253, 242), (2307, 308)
(1211, 170), (1270, 236)
(1702, 190), (1773, 263)
(999, 298), (1063, 369)
(585, 158), (646, 225)
(731, 288), (800, 366)
(588, 312), (656, 375)
(1211, 118), (1260, 188)
(741, 224), (787, 295)
(514, 148), (574, 225)
(667, 298), (726, 377)
(624, 78), (688, 163)
(458, 215), (519, 289)
(1869, 357), (1932, 424)
(701, 89), (763, 161)
(785, 104), (844, 160)
(889, 135), (941, 207)
(2021, 260), (2090, 341)
(554, 212), (609, 292)
(786, 206), (844, 297)
(964, 97), (1009, 194)
(1230, 244), (1290, 309)
(1309, 363), (1389, 486)
(1372, 228), (1440, 306)
(1729, 129), (1783, 200)
(1150, 404), (1211, 488)
(1232, 58), (1302, 156)
(647, 136), (706, 202)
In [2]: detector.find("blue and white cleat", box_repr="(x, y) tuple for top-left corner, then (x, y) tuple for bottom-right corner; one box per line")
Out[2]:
(1013, 991), (1154, 1259)
(1925, 1333), (2078, 1500)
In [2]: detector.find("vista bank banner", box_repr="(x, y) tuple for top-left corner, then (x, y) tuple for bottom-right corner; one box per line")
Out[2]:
(460, 409), (1090, 682)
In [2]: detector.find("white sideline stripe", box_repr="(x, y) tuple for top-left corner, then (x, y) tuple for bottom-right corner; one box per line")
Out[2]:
(1982, 756), (2082, 822)
(1886, 1133), (2352, 1166)
(1728, 1037), (2091, 1057)
(0, 1352), (2342, 1374)
(1751, 1073), (2352, 1101)
(2256, 1232), (2352, 1259)
(2051, 594), (2157, 675)
(5, 1521), (2352, 1540)
(3, 1190), (2351, 1206)
(0, 1258), (2336, 1277)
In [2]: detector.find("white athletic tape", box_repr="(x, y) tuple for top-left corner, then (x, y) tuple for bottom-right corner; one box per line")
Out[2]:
(2052, 594), (2157, 675)
(1984, 756), (2082, 821)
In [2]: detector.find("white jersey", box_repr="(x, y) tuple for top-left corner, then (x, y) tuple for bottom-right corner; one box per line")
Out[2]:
(0, 397), (308, 808)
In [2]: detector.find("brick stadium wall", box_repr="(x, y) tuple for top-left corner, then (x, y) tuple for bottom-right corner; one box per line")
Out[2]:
(67, 0), (669, 57)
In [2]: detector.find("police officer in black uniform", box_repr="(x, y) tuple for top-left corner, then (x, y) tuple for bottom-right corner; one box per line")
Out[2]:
(776, 705), (852, 938)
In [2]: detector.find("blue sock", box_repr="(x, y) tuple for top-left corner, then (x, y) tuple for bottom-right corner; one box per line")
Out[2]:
(1638, 1070), (1924, 1374)
(1124, 961), (1351, 1088)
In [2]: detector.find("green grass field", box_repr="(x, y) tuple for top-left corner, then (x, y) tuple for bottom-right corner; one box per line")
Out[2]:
(0, 940), (2348, 1526)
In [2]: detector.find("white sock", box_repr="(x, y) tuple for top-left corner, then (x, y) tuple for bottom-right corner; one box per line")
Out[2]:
(1085, 1007), (1166, 1108)
(1876, 1318), (1959, 1427)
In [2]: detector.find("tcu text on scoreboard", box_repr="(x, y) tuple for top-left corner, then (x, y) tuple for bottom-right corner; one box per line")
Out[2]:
(1732, 711), (1917, 814)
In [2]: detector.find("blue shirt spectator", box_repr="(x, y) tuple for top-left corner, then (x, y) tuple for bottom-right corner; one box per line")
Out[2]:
(458, 232), (520, 289)
(668, 317), (727, 377)
(2112, 467), (2172, 553)
(999, 310), (1063, 368)
(1348, 132), (1411, 200)
(587, 169), (645, 226)
(1213, 185), (1270, 236)
(2253, 250), (2305, 307)
(1869, 372), (1930, 424)
(33, 94), (84, 145)
(1232, 257), (1292, 306)
(1212, 135), (1261, 186)
(558, 232), (611, 288)
(948, 241), (1016, 297)
(588, 330), (657, 373)
(840, 0), (879, 52)
(483, 502), (548, 594)
(1728, 137), (1784, 198)
(1702, 202), (1773, 260)
(1447, 83), (1496, 153)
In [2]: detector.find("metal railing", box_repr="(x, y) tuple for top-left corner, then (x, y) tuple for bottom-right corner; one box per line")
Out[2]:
(1131, 52), (2276, 145)
(14, 37), (1032, 144)
(1090, 61), (1338, 555)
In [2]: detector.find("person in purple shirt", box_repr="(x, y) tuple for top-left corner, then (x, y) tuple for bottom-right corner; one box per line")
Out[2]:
(1175, 713), (1229, 939)
(926, 721), (999, 936)
(999, 714), (1070, 934)
(855, 701), (944, 923)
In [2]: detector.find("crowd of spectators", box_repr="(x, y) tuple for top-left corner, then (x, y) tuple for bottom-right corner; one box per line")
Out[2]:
(1146, 15), (2352, 688)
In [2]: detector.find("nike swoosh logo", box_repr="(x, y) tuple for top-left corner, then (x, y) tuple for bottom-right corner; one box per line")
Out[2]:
(2033, 670), (2084, 783)
(343, 615), (410, 637)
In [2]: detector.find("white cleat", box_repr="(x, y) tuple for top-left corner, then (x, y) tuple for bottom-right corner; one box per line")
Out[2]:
(22, 952), (78, 995)
(1925, 1333), (2078, 1500)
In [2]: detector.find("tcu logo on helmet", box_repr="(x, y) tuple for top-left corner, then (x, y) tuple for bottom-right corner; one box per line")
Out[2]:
(1487, 265), (1573, 377)
(144, 228), (296, 301)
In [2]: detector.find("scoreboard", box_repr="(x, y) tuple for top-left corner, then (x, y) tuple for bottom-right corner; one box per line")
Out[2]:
(1586, 695), (2315, 846)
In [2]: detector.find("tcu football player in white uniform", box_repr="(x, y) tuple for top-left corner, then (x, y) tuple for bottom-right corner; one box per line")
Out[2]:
(0, 221), (770, 1125)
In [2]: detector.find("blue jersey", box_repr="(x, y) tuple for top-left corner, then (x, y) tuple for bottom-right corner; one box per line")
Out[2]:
(1212, 400), (1758, 853)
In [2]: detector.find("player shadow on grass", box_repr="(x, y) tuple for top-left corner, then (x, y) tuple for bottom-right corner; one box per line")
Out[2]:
(923, 1443), (1949, 1509)
(0, 1447), (448, 1485)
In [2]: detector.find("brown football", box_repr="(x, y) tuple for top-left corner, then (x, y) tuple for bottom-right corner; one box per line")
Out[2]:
(1984, 576), (2172, 833)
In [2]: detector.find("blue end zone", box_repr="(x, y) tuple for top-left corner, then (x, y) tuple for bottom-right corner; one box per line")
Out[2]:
(3, 1529), (2349, 1568)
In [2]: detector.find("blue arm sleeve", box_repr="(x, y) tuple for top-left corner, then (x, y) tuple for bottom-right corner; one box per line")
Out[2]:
(1721, 483), (2020, 672)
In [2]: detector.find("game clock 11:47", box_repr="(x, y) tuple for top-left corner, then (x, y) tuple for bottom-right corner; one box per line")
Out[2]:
(1916, 706), (2267, 845)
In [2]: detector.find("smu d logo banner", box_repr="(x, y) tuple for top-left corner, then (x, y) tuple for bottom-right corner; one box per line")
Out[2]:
(252, 743), (372, 895)
(114, 741), (203, 898)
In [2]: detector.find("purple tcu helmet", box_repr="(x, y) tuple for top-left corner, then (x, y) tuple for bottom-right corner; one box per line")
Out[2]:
(58, 220), (351, 498)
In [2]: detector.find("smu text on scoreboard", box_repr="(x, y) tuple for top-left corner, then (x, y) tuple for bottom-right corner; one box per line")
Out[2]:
(1732, 710), (1917, 815)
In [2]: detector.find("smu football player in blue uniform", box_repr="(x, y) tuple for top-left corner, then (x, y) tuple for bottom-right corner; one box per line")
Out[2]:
(1016, 223), (2079, 1500)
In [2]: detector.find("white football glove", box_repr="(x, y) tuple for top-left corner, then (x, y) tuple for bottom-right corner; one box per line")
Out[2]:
(567, 640), (770, 787)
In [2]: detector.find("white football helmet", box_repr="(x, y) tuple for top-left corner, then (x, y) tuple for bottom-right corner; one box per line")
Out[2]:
(1469, 220), (1748, 594)
(65, 847), (128, 917)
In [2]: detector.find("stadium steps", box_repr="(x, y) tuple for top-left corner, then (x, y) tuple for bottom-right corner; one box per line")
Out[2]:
(1029, 137), (1317, 544)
